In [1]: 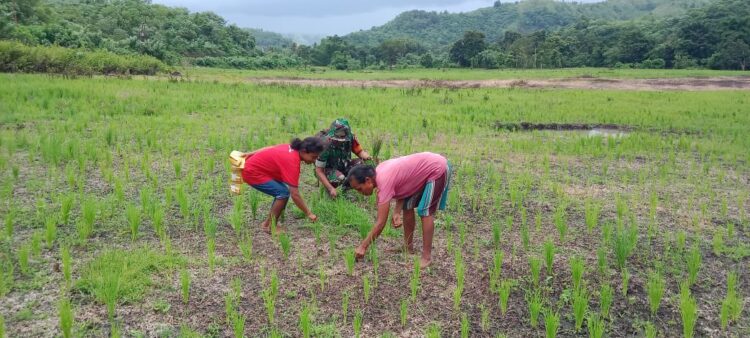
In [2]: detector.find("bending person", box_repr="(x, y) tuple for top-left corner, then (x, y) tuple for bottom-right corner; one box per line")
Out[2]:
(346, 152), (452, 268)
(242, 137), (325, 234)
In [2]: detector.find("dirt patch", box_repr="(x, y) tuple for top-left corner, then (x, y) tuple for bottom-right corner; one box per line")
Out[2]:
(493, 122), (631, 132)
(249, 76), (750, 91)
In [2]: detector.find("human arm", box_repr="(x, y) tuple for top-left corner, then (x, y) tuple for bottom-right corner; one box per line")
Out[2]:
(391, 199), (404, 228)
(315, 166), (337, 198)
(289, 186), (317, 222)
(356, 150), (371, 161)
(355, 202), (391, 259)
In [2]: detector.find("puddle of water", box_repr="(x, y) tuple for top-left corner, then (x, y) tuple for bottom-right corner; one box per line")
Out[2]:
(587, 128), (629, 138)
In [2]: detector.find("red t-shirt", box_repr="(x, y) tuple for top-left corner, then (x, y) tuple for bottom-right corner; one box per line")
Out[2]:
(242, 144), (301, 187)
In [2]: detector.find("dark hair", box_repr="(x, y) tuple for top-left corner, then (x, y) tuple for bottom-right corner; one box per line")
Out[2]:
(345, 164), (376, 186)
(290, 136), (326, 154)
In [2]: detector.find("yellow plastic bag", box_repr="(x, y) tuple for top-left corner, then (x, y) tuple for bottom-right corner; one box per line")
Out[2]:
(229, 150), (246, 195)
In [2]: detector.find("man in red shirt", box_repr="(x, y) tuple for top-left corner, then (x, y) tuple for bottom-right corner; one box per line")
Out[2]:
(242, 137), (325, 234)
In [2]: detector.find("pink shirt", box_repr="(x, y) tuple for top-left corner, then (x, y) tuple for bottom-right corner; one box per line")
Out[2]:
(375, 152), (448, 205)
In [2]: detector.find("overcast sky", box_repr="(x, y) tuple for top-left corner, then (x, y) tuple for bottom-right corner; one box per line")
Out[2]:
(152, 0), (502, 36)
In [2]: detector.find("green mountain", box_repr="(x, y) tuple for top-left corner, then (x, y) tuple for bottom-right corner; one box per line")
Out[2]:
(344, 0), (714, 50)
(246, 28), (296, 50)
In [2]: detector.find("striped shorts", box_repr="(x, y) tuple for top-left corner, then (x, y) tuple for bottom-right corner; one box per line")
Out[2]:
(403, 162), (453, 217)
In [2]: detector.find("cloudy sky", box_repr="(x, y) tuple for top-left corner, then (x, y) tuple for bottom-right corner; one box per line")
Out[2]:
(152, 0), (502, 36)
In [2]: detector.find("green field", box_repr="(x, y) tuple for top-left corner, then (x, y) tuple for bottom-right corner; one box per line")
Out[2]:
(0, 72), (748, 337)
(182, 66), (750, 82)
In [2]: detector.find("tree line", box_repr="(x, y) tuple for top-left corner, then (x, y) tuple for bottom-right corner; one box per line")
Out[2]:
(0, 0), (747, 72)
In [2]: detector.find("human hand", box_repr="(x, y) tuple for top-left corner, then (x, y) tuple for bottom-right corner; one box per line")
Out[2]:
(328, 187), (338, 198)
(355, 244), (367, 260)
(308, 213), (318, 222)
(392, 211), (403, 228)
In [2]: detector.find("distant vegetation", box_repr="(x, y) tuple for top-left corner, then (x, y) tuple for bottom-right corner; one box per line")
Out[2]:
(0, 0), (748, 73)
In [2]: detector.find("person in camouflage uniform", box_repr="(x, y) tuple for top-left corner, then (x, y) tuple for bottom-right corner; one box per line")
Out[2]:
(315, 118), (371, 198)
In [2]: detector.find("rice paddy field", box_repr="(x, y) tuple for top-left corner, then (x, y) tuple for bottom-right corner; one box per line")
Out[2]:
(0, 70), (749, 337)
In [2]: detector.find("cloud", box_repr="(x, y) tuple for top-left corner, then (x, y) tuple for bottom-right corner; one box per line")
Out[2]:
(155, 0), (482, 17)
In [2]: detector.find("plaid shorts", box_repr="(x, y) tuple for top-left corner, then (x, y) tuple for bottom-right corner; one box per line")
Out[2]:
(403, 162), (452, 217)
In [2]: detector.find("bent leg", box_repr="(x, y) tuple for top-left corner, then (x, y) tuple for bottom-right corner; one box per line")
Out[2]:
(420, 215), (435, 268)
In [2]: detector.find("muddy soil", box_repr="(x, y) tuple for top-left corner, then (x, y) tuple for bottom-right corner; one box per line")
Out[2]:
(249, 76), (750, 91)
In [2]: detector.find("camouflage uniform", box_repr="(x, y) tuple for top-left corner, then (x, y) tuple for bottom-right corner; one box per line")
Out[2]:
(316, 119), (365, 187)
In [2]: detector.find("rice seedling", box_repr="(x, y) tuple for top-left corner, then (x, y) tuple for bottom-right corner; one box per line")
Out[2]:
(341, 291), (349, 325)
(3, 206), (14, 239)
(520, 223), (530, 250)
(239, 233), (253, 262)
(59, 298), (73, 338)
(712, 230), (724, 255)
(31, 230), (43, 257)
(262, 270), (278, 325)
(646, 270), (665, 316)
(544, 309), (560, 338)
(231, 311), (246, 338)
(544, 239), (555, 275)
(621, 267), (630, 296)
(18, 244), (30, 275)
(492, 221), (501, 248)
(585, 199), (601, 234)
(527, 290), (543, 328)
(152, 205), (165, 239)
(498, 279), (513, 315)
(79, 198), (97, 241)
(644, 322), (656, 338)
(180, 268), (190, 304)
(529, 256), (542, 286)
(278, 232), (292, 259)
(480, 303), (490, 331)
(572, 287), (589, 332)
(553, 204), (567, 242)
(587, 314), (605, 338)
(60, 194), (73, 224)
(299, 302), (312, 338)
(344, 248), (355, 276)
(363, 275), (371, 303)
(612, 224), (637, 270)
(400, 298), (408, 326)
(207, 238), (216, 272)
(686, 244), (702, 285)
(229, 197), (244, 237)
(680, 281), (698, 338)
(505, 214), (513, 233)
(490, 250), (504, 291)
(460, 312), (469, 338)
(599, 283), (613, 318)
(62, 246), (72, 288)
(176, 183), (190, 220)
(570, 256), (585, 291)
(596, 246), (608, 275)
(126, 204), (141, 241)
(720, 271), (743, 329)
(425, 323), (441, 338)
(411, 256), (421, 301)
(353, 310), (363, 338)
(0, 260), (9, 297)
(675, 230), (687, 252)
(45, 216), (57, 247)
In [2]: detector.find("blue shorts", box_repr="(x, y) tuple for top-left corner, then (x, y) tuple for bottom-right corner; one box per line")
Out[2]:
(251, 180), (290, 200)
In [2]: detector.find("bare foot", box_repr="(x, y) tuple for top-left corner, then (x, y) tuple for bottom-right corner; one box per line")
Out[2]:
(261, 223), (286, 235)
(420, 257), (431, 269)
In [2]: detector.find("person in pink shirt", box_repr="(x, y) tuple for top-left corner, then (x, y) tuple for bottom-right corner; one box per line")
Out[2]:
(346, 152), (452, 268)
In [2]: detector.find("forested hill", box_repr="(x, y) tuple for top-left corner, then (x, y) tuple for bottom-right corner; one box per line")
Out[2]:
(344, 0), (713, 50)
(0, 0), (268, 64)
